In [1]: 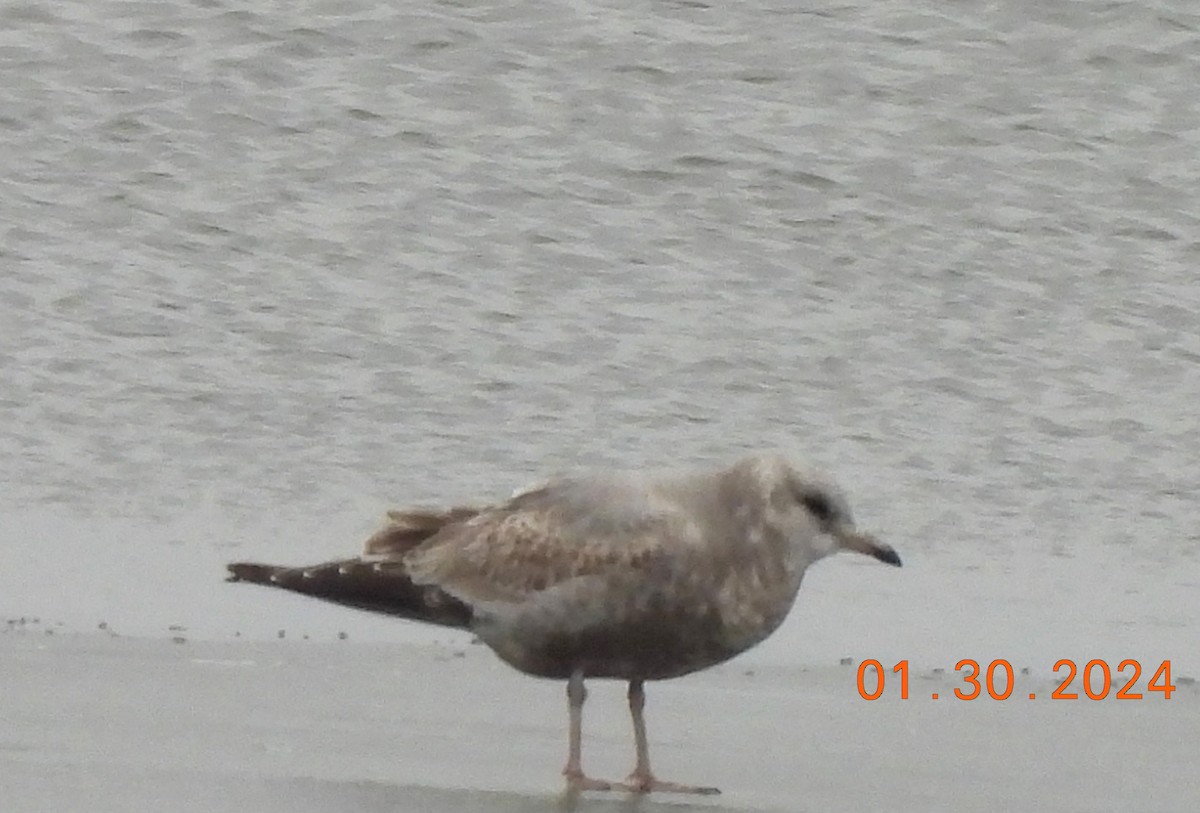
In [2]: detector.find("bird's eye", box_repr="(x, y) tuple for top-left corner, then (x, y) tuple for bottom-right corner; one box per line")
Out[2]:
(798, 491), (835, 523)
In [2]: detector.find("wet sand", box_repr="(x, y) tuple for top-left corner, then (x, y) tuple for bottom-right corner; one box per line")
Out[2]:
(4, 631), (1196, 813)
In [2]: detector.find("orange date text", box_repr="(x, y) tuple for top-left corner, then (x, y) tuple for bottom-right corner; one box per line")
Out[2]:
(855, 659), (1175, 701)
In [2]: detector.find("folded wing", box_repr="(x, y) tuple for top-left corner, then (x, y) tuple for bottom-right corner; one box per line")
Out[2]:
(404, 474), (702, 609)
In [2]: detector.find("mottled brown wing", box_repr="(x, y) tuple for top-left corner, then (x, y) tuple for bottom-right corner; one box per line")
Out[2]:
(402, 478), (701, 606)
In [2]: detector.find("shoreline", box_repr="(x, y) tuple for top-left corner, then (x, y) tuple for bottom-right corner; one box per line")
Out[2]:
(4, 631), (1196, 813)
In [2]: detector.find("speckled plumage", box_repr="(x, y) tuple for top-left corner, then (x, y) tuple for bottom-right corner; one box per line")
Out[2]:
(227, 452), (900, 794)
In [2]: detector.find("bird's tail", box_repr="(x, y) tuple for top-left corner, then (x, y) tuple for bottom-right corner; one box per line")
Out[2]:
(226, 507), (479, 628)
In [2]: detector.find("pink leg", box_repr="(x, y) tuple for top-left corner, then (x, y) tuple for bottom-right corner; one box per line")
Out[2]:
(620, 679), (720, 795)
(561, 670), (617, 792)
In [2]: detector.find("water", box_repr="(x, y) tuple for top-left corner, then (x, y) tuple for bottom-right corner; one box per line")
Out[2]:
(1, 0), (1197, 672)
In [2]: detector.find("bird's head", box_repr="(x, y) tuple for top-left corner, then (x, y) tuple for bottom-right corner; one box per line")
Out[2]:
(753, 454), (902, 568)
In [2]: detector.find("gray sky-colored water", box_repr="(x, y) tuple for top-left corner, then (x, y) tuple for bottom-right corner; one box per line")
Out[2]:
(1, 0), (1197, 675)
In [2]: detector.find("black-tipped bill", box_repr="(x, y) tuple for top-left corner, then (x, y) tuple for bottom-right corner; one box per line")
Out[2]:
(835, 529), (902, 567)
(873, 545), (902, 567)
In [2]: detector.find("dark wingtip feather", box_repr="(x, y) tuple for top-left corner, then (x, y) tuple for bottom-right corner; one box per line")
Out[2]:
(223, 558), (473, 628)
(226, 562), (278, 584)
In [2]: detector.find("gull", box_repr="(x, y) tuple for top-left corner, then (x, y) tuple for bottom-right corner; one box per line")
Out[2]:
(226, 452), (901, 794)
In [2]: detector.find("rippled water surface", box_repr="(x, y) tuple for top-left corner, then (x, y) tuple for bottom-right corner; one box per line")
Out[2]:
(2, 0), (1197, 669)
